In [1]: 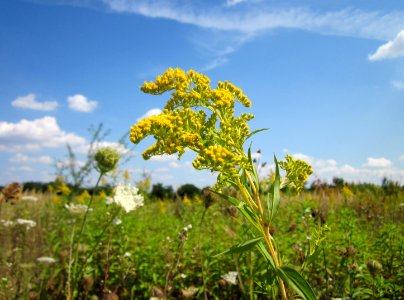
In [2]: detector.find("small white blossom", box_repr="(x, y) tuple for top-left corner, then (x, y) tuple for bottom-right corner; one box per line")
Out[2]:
(113, 218), (122, 225)
(65, 204), (91, 214)
(16, 219), (36, 228)
(180, 273), (187, 279)
(21, 195), (38, 202)
(1, 219), (14, 227)
(37, 256), (56, 264)
(183, 224), (192, 232)
(112, 184), (144, 213)
(124, 252), (131, 257)
(105, 197), (113, 205)
(221, 271), (238, 285)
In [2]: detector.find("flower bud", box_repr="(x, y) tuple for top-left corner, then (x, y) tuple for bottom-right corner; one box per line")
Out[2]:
(94, 147), (120, 174)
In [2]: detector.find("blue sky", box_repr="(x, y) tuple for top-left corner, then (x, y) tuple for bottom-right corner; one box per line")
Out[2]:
(1, 0), (403, 188)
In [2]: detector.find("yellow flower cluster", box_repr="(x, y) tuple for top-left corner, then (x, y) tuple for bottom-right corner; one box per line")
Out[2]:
(131, 68), (255, 187)
(279, 155), (313, 193)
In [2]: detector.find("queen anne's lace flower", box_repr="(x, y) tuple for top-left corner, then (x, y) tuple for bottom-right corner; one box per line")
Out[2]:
(113, 184), (144, 213)
(16, 218), (36, 228)
(65, 204), (90, 214)
(221, 271), (238, 285)
(37, 256), (56, 264)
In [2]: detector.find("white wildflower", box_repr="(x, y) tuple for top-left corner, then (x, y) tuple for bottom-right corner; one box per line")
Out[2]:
(113, 218), (122, 225)
(183, 224), (192, 232)
(1, 219), (14, 227)
(124, 252), (131, 257)
(180, 273), (187, 279)
(37, 256), (56, 264)
(16, 219), (36, 228)
(21, 195), (38, 202)
(65, 203), (90, 214)
(112, 184), (144, 213)
(105, 197), (113, 205)
(221, 271), (238, 285)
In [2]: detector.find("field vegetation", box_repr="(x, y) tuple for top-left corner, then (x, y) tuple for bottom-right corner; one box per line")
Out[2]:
(0, 177), (403, 299)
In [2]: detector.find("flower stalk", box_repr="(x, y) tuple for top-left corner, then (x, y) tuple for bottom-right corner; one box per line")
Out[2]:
(130, 68), (314, 299)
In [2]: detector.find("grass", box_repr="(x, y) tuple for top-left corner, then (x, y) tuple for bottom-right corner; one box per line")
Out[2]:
(0, 184), (403, 299)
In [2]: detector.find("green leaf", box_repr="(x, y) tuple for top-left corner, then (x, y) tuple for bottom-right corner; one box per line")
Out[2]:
(277, 266), (316, 300)
(211, 190), (260, 231)
(267, 155), (281, 222)
(256, 241), (276, 270)
(246, 128), (268, 141)
(247, 145), (260, 191)
(213, 237), (263, 257)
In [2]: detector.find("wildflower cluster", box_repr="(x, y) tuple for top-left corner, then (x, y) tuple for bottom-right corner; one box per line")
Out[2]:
(130, 68), (253, 188)
(112, 184), (144, 213)
(279, 155), (313, 193)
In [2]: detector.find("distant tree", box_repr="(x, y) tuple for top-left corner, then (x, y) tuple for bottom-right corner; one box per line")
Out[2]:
(176, 184), (201, 199)
(332, 177), (345, 189)
(22, 181), (49, 193)
(150, 183), (174, 200)
(381, 177), (401, 197)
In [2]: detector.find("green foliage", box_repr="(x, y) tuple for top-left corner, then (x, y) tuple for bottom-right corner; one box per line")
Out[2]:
(176, 184), (201, 199)
(150, 183), (175, 201)
(0, 184), (403, 299)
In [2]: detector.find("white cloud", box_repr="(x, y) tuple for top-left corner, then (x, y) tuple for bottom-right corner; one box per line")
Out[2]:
(11, 94), (58, 111)
(400, 155), (404, 161)
(9, 153), (29, 163)
(137, 108), (162, 122)
(225, 0), (248, 7)
(0, 116), (86, 152)
(103, 1), (403, 40)
(392, 80), (404, 90)
(67, 94), (98, 112)
(150, 154), (178, 162)
(369, 29), (404, 61)
(365, 157), (392, 168)
(76, 141), (130, 155)
(9, 153), (53, 164)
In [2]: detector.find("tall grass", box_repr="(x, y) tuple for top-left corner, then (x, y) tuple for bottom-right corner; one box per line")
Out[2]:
(0, 184), (403, 299)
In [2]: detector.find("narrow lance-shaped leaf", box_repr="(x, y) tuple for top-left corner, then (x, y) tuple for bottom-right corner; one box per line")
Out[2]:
(247, 145), (260, 192)
(245, 128), (268, 141)
(277, 266), (316, 300)
(267, 155), (281, 222)
(213, 237), (263, 257)
(256, 241), (276, 270)
(210, 190), (260, 231)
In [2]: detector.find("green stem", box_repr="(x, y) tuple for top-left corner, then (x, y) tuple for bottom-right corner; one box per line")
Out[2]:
(70, 173), (103, 298)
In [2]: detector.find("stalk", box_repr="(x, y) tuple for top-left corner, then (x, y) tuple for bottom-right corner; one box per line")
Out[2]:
(263, 225), (287, 300)
(70, 173), (103, 298)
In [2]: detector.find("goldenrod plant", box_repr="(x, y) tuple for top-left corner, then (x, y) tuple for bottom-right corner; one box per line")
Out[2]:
(130, 68), (315, 299)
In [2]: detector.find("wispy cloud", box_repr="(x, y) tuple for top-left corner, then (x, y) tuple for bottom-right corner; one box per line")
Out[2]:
(102, 1), (403, 40)
(11, 94), (58, 111)
(67, 94), (98, 112)
(30, 1), (404, 70)
(99, 1), (404, 70)
(368, 29), (404, 61)
(225, 0), (249, 8)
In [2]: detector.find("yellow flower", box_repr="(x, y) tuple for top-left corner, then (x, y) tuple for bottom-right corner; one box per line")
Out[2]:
(131, 68), (254, 189)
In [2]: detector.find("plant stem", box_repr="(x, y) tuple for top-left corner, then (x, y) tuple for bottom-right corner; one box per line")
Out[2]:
(71, 173), (103, 298)
(264, 225), (287, 300)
